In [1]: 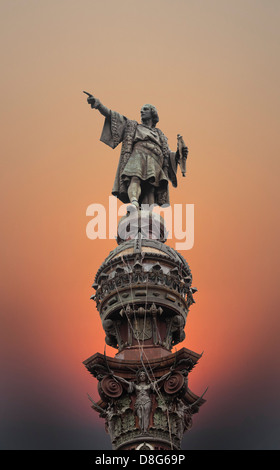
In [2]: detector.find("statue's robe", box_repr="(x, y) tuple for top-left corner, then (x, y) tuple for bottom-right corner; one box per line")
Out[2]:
(100, 110), (178, 206)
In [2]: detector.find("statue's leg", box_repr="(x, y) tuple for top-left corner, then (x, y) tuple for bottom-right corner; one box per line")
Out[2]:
(143, 402), (151, 433)
(141, 184), (155, 208)
(147, 185), (155, 206)
(128, 176), (141, 208)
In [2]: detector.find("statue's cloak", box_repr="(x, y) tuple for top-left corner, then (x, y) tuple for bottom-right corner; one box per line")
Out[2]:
(100, 110), (178, 206)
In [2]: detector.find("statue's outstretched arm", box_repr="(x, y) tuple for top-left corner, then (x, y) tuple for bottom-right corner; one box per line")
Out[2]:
(112, 374), (131, 387)
(153, 371), (172, 387)
(83, 91), (111, 117)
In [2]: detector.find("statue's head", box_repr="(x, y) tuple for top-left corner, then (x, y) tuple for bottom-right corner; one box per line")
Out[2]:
(140, 104), (159, 128)
(136, 369), (148, 383)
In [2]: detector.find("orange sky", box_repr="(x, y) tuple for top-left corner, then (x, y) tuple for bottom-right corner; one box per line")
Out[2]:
(1, 0), (280, 449)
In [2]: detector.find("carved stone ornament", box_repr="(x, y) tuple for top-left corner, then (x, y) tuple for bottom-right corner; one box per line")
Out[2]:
(163, 371), (185, 395)
(132, 316), (153, 341)
(135, 442), (154, 450)
(99, 375), (123, 399)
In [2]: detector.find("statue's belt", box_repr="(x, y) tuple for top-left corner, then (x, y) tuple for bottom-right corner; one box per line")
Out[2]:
(132, 140), (163, 163)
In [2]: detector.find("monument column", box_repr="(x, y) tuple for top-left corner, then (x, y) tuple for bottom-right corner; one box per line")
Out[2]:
(83, 95), (206, 450)
(83, 210), (206, 451)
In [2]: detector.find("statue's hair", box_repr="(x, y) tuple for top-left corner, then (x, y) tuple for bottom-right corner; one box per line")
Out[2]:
(143, 104), (159, 128)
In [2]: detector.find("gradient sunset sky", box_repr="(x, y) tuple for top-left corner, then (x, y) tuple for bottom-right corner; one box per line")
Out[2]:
(1, 0), (279, 449)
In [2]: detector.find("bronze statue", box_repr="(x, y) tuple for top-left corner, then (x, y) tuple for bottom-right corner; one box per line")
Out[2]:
(84, 92), (188, 209)
(112, 369), (171, 434)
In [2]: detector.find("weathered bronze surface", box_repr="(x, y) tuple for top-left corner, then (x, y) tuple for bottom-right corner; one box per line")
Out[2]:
(84, 93), (188, 209)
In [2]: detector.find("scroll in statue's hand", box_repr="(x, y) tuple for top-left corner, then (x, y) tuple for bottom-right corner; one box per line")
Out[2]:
(176, 147), (188, 160)
(182, 146), (188, 159)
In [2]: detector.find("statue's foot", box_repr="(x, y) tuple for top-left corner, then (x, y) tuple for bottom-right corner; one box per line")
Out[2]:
(129, 199), (139, 210)
(126, 204), (138, 216)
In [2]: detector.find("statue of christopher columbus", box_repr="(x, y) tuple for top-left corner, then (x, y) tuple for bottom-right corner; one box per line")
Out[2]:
(84, 92), (188, 210)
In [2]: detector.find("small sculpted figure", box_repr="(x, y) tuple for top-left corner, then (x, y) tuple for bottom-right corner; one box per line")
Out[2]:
(112, 369), (171, 434)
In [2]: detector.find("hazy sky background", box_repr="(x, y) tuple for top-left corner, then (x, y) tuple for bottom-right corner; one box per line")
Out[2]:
(1, 0), (279, 449)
